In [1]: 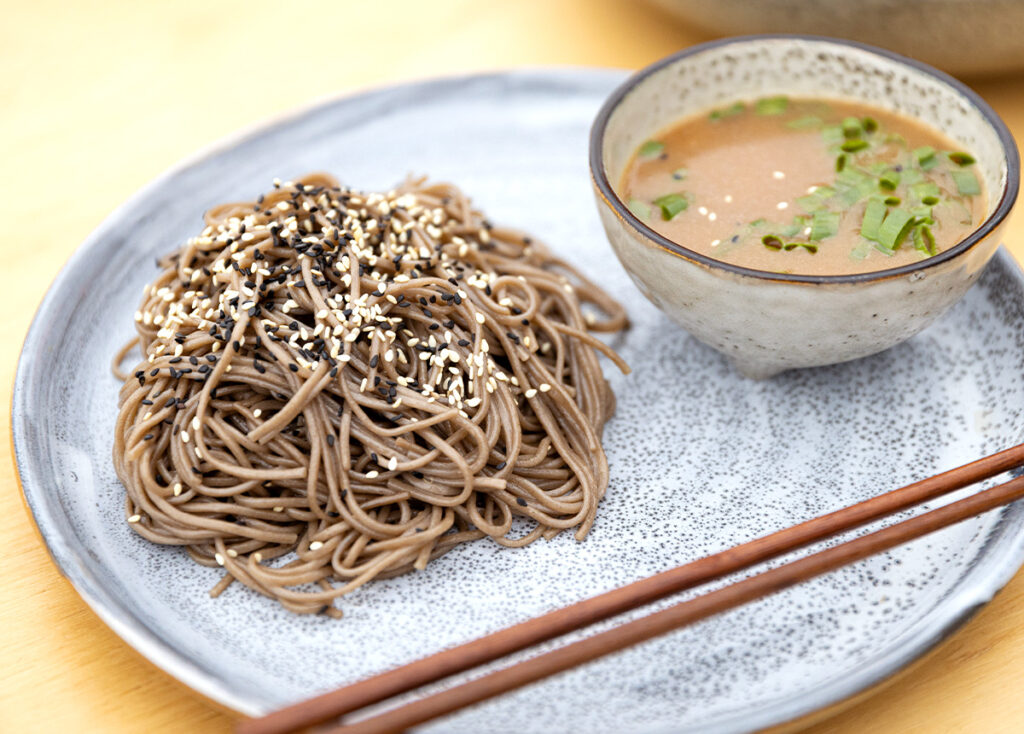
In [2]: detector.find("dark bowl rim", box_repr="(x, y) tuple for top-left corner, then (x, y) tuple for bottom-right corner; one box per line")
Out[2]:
(588, 33), (1021, 285)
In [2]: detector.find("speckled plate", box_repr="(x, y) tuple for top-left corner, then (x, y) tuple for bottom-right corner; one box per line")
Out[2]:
(13, 69), (1024, 734)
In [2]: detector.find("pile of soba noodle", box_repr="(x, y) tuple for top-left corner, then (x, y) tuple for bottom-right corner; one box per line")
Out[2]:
(113, 173), (629, 616)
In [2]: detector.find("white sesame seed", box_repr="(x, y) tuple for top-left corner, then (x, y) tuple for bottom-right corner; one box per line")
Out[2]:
(698, 206), (708, 216)
(777, 202), (789, 210)
(215, 553), (225, 566)
(539, 383), (552, 392)
(173, 483), (182, 496)
(227, 549), (237, 557)
(253, 552), (263, 562)
(253, 408), (262, 418)
(181, 431), (190, 443)
(191, 417), (200, 431)
(773, 171), (785, 179)
(388, 457), (398, 471)
(708, 212), (717, 221)
(273, 506), (283, 512)
(524, 388), (538, 398)
(724, 194), (733, 203)
(475, 312), (485, 324)
(711, 239), (721, 247)
(127, 514), (141, 523)
(366, 470), (379, 479)
(309, 541), (324, 551)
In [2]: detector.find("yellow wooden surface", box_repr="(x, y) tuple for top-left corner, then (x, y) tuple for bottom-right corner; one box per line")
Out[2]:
(3, 1), (1024, 732)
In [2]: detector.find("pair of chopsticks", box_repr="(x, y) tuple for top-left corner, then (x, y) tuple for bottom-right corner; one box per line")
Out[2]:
(238, 443), (1024, 734)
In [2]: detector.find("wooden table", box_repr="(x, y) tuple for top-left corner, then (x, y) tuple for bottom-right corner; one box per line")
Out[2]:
(4, 1), (1024, 731)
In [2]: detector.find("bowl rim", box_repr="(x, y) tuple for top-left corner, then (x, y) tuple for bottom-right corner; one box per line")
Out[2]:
(589, 33), (1021, 285)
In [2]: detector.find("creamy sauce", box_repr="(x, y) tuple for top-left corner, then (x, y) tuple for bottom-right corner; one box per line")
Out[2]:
(620, 98), (987, 276)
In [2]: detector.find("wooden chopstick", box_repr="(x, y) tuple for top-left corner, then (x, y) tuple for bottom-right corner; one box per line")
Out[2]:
(238, 443), (1024, 734)
(325, 471), (1024, 734)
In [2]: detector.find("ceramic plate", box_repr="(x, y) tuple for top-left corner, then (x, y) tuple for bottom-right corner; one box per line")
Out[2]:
(13, 70), (1024, 734)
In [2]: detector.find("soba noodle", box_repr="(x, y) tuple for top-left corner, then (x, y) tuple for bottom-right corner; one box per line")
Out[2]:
(113, 173), (628, 616)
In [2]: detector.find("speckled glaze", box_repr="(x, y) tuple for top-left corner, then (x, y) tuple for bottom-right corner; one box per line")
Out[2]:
(644, 0), (1024, 77)
(13, 70), (1024, 734)
(591, 36), (1019, 379)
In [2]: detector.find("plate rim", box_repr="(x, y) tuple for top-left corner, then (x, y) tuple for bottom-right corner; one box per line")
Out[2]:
(12, 66), (1024, 733)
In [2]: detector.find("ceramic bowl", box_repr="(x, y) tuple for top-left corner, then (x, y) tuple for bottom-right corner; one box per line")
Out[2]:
(590, 35), (1019, 379)
(643, 0), (1024, 77)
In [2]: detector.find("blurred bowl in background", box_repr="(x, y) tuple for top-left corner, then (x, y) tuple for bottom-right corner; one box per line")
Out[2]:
(644, 0), (1024, 77)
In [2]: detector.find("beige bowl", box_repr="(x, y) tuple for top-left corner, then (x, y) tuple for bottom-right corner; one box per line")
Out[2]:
(590, 35), (1019, 379)
(645, 0), (1024, 77)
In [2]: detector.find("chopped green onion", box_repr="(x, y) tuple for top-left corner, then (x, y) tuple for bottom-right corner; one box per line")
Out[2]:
(810, 210), (840, 241)
(876, 208), (915, 249)
(628, 198), (651, 220)
(653, 193), (689, 220)
(709, 102), (745, 121)
(862, 117), (879, 133)
(911, 204), (935, 225)
(884, 196), (902, 206)
(850, 239), (872, 260)
(874, 242), (897, 256)
(901, 168), (924, 186)
(796, 185), (835, 213)
(836, 154), (847, 172)
(922, 195), (939, 206)
(913, 224), (937, 256)
(780, 215), (810, 238)
(785, 115), (823, 129)
(671, 167), (688, 181)
(755, 96), (788, 116)
(914, 146), (938, 170)
(836, 168), (875, 206)
(822, 125), (845, 145)
(878, 169), (901, 191)
(750, 218), (768, 227)
(948, 152), (976, 166)
(842, 117), (863, 139)
(951, 169), (981, 195)
(638, 140), (664, 158)
(762, 234), (784, 250)
(841, 139), (870, 153)
(860, 198), (887, 241)
(782, 242), (818, 253)
(910, 181), (940, 202)
(884, 133), (908, 147)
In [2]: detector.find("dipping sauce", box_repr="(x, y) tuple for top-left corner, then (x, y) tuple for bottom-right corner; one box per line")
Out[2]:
(620, 97), (987, 275)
